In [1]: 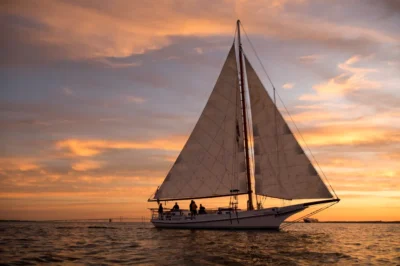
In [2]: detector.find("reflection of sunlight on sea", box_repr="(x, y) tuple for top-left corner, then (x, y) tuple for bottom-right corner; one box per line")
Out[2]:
(0, 222), (399, 265)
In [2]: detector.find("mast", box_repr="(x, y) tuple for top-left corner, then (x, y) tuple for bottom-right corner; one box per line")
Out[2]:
(237, 20), (254, 211)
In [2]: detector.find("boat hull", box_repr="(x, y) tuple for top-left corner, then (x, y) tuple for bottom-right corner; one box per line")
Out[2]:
(151, 204), (306, 230)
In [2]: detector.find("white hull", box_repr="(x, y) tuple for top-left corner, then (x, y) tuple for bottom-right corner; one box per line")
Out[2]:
(151, 204), (306, 230)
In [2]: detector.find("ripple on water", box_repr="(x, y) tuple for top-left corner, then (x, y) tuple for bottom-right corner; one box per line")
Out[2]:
(88, 226), (117, 229)
(56, 226), (81, 229)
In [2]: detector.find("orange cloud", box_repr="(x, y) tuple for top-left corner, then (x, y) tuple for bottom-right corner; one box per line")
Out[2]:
(298, 126), (400, 147)
(300, 54), (381, 101)
(282, 83), (295, 89)
(72, 160), (104, 171)
(5, 0), (398, 61)
(318, 157), (366, 169)
(297, 54), (323, 63)
(286, 110), (344, 123)
(381, 150), (400, 161)
(78, 175), (114, 184)
(56, 137), (185, 156)
(0, 157), (40, 172)
(0, 186), (156, 200)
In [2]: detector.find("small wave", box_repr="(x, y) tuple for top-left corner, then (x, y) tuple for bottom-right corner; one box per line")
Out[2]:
(14, 260), (36, 266)
(83, 243), (98, 249)
(65, 257), (80, 261)
(16, 238), (36, 242)
(127, 242), (140, 248)
(56, 226), (81, 229)
(87, 226), (117, 229)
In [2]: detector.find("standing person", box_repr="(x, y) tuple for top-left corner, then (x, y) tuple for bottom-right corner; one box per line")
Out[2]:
(192, 200), (198, 216)
(158, 203), (163, 220)
(189, 200), (194, 218)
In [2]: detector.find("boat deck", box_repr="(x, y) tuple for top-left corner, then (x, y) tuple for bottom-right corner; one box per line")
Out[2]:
(149, 207), (242, 221)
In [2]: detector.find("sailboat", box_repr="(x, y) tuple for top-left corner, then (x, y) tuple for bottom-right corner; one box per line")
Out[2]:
(148, 20), (340, 230)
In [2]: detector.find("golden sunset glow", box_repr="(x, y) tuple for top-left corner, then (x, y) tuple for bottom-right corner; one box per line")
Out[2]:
(1, 0), (399, 221)
(56, 137), (185, 157)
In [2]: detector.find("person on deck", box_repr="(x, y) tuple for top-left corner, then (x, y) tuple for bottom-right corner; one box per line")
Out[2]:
(172, 202), (180, 211)
(158, 203), (163, 220)
(199, 204), (206, 214)
(191, 200), (198, 216)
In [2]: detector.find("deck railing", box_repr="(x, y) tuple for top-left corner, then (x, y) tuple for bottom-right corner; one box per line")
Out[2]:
(149, 207), (242, 221)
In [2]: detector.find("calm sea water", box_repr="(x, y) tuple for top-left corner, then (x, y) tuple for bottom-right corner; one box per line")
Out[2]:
(0, 222), (399, 265)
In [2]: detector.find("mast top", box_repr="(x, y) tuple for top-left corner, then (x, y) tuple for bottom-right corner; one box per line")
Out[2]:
(237, 20), (242, 47)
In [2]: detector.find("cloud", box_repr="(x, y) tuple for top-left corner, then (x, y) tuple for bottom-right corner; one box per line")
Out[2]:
(282, 82), (294, 89)
(125, 96), (146, 104)
(72, 160), (104, 171)
(2, 0), (235, 60)
(3, 0), (399, 65)
(95, 58), (142, 68)
(0, 186), (156, 200)
(299, 54), (381, 101)
(381, 150), (400, 161)
(0, 157), (40, 172)
(369, 0), (400, 17)
(345, 90), (400, 112)
(297, 54), (322, 64)
(298, 125), (400, 148)
(55, 137), (185, 157)
(62, 87), (74, 96)
(287, 110), (344, 123)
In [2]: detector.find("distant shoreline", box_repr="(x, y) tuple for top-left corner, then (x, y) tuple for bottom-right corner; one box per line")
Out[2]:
(1, 220), (400, 224)
(286, 221), (400, 224)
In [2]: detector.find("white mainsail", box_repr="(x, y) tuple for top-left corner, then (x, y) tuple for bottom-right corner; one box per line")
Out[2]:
(245, 56), (333, 200)
(153, 45), (248, 200)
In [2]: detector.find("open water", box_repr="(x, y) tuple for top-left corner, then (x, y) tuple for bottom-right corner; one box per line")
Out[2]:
(0, 222), (399, 265)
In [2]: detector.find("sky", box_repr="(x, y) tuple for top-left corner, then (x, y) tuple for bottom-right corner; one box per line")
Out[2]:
(1, 0), (399, 221)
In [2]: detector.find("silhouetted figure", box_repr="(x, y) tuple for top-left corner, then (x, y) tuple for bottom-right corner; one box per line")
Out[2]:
(172, 202), (180, 211)
(158, 203), (163, 220)
(199, 204), (206, 214)
(190, 200), (198, 217)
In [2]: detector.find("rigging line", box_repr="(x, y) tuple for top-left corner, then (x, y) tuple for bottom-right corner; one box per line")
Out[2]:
(239, 22), (275, 91)
(273, 63), (280, 200)
(281, 201), (339, 229)
(231, 74), (240, 194)
(240, 22), (338, 199)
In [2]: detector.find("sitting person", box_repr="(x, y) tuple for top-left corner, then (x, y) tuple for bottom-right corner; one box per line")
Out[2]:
(172, 202), (180, 211)
(198, 204), (207, 214)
